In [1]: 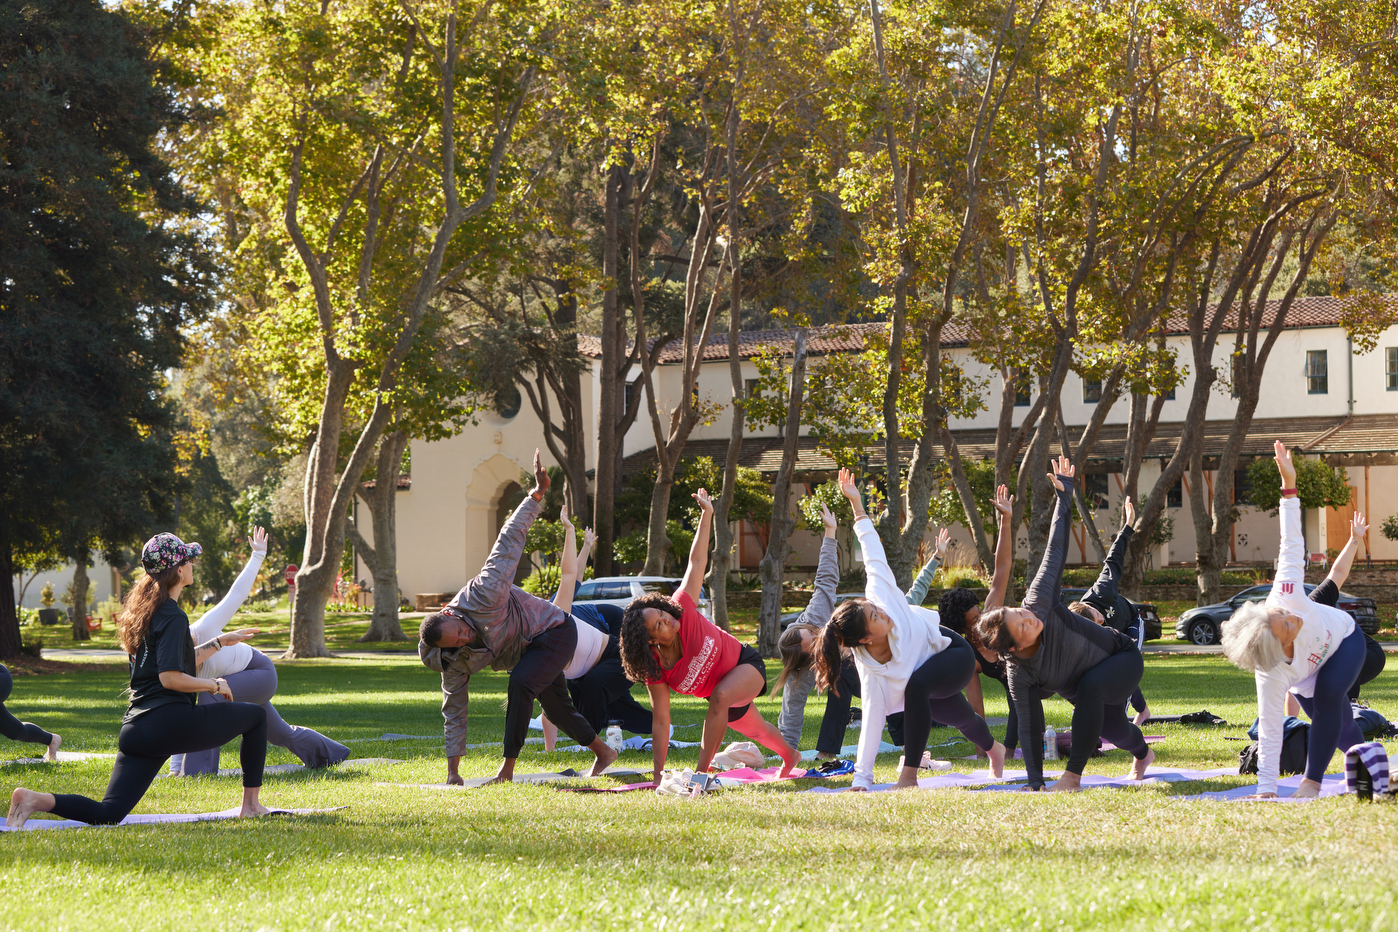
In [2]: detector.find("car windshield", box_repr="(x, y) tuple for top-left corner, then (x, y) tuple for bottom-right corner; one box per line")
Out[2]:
(575, 582), (633, 601)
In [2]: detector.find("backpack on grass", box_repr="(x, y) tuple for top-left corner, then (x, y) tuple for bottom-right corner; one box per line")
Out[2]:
(1238, 722), (1309, 776)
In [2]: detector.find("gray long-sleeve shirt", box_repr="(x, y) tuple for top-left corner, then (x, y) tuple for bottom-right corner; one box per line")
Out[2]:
(1007, 485), (1133, 788)
(776, 540), (942, 750)
(417, 494), (569, 753)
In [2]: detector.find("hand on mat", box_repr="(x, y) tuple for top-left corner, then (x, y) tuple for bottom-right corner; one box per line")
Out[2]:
(1273, 440), (1296, 487)
(250, 526), (268, 554)
(1123, 496), (1135, 528)
(1351, 512), (1368, 543)
(692, 487), (713, 515)
(530, 448), (550, 498)
(1245, 792), (1278, 799)
(1048, 455), (1074, 492)
(992, 484), (1013, 519)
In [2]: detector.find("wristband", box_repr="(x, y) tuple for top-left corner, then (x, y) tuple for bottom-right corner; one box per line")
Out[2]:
(1280, 487), (1298, 497)
(530, 490), (544, 502)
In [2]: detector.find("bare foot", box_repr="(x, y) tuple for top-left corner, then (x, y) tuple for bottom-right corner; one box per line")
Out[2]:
(445, 772), (464, 786)
(7, 788), (53, 828)
(1128, 746), (1155, 781)
(987, 741), (1006, 779)
(1291, 778), (1322, 799)
(777, 744), (800, 778)
(814, 751), (838, 762)
(239, 801), (274, 817)
(1132, 708), (1150, 727)
(895, 765), (921, 789)
(1048, 772), (1083, 792)
(45, 733), (61, 763)
(588, 742), (618, 777)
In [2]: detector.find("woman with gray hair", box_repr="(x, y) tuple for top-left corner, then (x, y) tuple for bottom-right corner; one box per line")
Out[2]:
(1221, 441), (1366, 799)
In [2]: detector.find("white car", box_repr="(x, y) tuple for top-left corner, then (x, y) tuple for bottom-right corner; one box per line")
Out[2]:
(573, 576), (714, 619)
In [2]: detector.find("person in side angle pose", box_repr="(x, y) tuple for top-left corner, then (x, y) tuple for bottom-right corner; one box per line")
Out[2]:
(975, 457), (1153, 792)
(1223, 442), (1366, 799)
(937, 484), (1021, 757)
(619, 488), (798, 785)
(174, 526), (350, 776)
(8, 533), (272, 827)
(417, 450), (617, 785)
(537, 513), (653, 748)
(0, 664), (61, 762)
(1067, 496), (1151, 726)
(773, 501), (931, 761)
(814, 469), (1006, 792)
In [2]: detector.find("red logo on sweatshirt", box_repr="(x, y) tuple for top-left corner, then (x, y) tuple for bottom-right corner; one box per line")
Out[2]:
(1308, 653), (1322, 667)
(1281, 582), (1294, 595)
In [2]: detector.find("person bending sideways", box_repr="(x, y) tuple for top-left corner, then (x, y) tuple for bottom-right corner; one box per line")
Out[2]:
(1067, 497), (1151, 726)
(174, 526), (349, 776)
(0, 663), (61, 763)
(536, 511), (653, 748)
(975, 457), (1154, 792)
(619, 488), (799, 784)
(774, 501), (933, 760)
(814, 469), (1006, 792)
(417, 450), (616, 785)
(8, 533), (271, 827)
(936, 484), (1021, 757)
(1222, 442), (1366, 799)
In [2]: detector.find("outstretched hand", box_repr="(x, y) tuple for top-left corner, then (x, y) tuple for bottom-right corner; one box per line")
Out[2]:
(250, 526), (268, 554)
(559, 506), (573, 530)
(583, 526), (598, 551)
(992, 484), (1014, 518)
(935, 527), (951, 554)
(818, 501), (838, 534)
(838, 467), (861, 504)
(1123, 496), (1136, 529)
(1273, 440), (1296, 489)
(693, 487), (714, 514)
(223, 628), (259, 645)
(1048, 454), (1075, 492)
(1352, 512), (1369, 543)
(530, 449), (550, 499)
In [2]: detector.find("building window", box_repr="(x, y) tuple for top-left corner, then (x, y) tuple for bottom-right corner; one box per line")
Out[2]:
(1234, 468), (1251, 505)
(624, 381), (638, 414)
(1083, 377), (1102, 404)
(1306, 350), (1328, 394)
(1014, 369), (1031, 407)
(1167, 478), (1182, 509)
(1084, 473), (1109, 509)
(1230, 356), (1241, 399)
(744, 378), (760, 398)
(1386, 347), (1397, 390)
(496, 386), (521, 420)
(1162, 385), (1175, 401)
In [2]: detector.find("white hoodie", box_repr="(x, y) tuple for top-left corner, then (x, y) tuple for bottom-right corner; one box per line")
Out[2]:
(189, 549), (266, 679)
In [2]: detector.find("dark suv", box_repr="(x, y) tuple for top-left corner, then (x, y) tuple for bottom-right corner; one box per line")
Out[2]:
(1058, 588), (1163, 641)
(1174, 583), (1380, 646)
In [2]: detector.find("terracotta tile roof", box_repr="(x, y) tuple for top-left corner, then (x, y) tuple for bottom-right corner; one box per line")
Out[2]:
(621, 414), (1398, 477)
(581, 294), (1391, 362)
(361, 474), (412, 491)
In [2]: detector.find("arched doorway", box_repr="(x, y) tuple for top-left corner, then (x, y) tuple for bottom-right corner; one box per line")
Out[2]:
(463, 454), (529, 583)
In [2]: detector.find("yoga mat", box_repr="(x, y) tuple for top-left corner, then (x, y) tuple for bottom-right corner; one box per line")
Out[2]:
(556, 781), (657, 794)
(1172, 773), (1349, 802)
(554, 737), (702, 753)
(805, 768), (1023, 794)
(377, 767), (646, 790)
(960, 736), (1166, 761)
(969, 766), (1237, 793)
(0, 806), (348, 833)
(4, 751), (116, 765)
(799, 742), (899, 762)
(213, 757), (405, 778)
(711, 766), (806, 787)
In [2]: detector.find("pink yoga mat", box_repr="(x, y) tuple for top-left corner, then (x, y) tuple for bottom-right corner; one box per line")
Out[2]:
(713, 766), (806, 786)
(805, 769), (1021, 793)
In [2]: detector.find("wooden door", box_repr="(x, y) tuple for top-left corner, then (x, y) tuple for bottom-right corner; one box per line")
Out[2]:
(1326, 487), (1358, 555)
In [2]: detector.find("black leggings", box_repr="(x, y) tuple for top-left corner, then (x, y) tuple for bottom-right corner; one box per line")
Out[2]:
(1350, 635), (1387, 702)
(1294, 626), (1366, 784)
(504, 623), (596, 758)
(49, 700), (267, 825)
(569, 641), (654, 735)
(1067, 649), (1148, 775)
(0, 665), (54, 748)
(902, 629), (994, 766)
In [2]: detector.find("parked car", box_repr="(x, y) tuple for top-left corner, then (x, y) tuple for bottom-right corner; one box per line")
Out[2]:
(1174, 582), (1380, 646)
(572, 576), (714, 619)
(1059, 588), (1163, 642)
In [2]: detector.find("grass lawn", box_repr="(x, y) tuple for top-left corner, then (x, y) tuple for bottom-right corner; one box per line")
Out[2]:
(2, 651), (1397, 931)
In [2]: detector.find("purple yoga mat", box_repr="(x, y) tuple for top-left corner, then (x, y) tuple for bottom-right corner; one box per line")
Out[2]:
(969, 766), (1236, 792)
(804, 769), (1025, 793)
(1172, 772), (1349, 802)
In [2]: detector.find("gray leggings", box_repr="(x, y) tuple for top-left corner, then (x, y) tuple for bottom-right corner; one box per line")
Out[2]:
(175, 650), (349, 775)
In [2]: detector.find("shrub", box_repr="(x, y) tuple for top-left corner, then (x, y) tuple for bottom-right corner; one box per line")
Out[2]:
(521, 564), (561, 598)
(1381, 514), (1398, 543)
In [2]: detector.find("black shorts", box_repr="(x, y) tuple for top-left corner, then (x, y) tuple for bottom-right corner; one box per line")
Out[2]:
(726, 645), (768, 722)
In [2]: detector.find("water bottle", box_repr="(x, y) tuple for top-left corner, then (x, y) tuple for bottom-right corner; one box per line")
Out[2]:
(606, 720), (624, 753)
(1044, 725), (1058, 760)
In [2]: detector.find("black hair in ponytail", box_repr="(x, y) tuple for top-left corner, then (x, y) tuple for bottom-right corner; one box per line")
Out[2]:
(812, 599), (871, 697)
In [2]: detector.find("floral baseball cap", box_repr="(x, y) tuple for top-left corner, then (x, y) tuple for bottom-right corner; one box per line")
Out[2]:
(140, 532), (203, 574)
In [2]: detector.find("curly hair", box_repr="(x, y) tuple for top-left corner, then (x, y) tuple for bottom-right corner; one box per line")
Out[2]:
(936, 587), (982, 636)
(619, 592), (681, 683)
(973, 606), (1018, 658)
(117, 565), (184, 655)
(812, 599), (870, 697)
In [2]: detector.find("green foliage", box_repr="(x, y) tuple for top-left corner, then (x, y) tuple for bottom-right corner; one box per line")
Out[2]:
(520, 565), (561, 598)
(39, 583), (55, 609)
(1380, 515), (1398, 543)
(1246, 458), (1352, 515)
(523, 520), (585, 566)
(613, 530), (648, 568)
(797, 482), (854, 534)
(927, 459), (996, 537)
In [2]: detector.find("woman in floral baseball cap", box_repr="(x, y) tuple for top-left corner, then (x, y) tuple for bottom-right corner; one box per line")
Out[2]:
(7, 533), (276, 827)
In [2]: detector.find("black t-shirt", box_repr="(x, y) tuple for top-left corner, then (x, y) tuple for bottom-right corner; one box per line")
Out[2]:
(124, 600), (196, 722)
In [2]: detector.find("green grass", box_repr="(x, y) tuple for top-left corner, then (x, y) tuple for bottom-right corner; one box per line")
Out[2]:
(2, 653), (1397, 930)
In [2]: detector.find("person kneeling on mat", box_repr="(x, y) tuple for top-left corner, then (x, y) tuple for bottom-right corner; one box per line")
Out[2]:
(975, 457), (1153, 792)
(1222, 442), (1366, 800)
(813, 469), (1005, 792)
(619, 488), (799, 785)
(8, 533), (272, 827)
(417, 450), (616, 785)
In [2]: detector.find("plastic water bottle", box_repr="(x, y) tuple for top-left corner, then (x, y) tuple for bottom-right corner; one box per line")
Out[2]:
(606, 720), (624, 753)
(1044, 725), (1058, 760)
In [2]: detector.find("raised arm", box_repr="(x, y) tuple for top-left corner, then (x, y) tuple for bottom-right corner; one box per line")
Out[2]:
(680, 488), (715, 604)
(189, 527), (268, 641)
(1273, 442), (1304, 586)
(801, 506), (841, 628)
(1022, 457), (1075, 620)
(456, 449), (549, 616)
(838, 468), (904, 611)
(985, 485), (1015, 611)
(554, 508), (578, 612)
(1324, 512), (1367, 592)
(1084, 498), (1134, 609)
(905, 528), (948, 606)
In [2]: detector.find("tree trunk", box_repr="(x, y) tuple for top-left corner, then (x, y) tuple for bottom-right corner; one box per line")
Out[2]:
(348, 429), (409, 642)
(69, 550), (91, 642)
(592, 163), (625, 577)
(641, 467), (675, 576)
(0, 542), (21, 659)
(757, 331), (807, 657)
